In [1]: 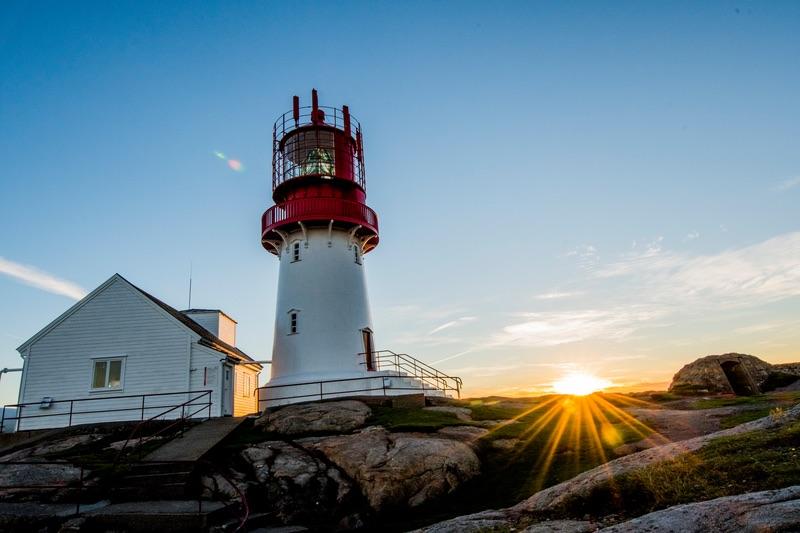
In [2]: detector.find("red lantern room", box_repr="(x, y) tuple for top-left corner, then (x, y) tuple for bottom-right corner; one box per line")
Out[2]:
(261, 89), (379, 255)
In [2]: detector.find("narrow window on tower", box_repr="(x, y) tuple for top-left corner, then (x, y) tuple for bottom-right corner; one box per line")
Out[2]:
(289, 312), (299, 334)
(354, 245), (362, 265)
(292, 242), (301, 262)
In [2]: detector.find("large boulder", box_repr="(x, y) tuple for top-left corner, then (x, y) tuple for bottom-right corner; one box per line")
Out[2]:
(599, 486), (800, 532)
(254, 400), (371, 435)
(300, 426), (480, 512)
(668, 353), (773, 394)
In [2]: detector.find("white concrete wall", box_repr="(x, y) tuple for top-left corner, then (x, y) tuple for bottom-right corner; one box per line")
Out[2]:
(269, 227), (374, 387)
(17, 278), (217, 430)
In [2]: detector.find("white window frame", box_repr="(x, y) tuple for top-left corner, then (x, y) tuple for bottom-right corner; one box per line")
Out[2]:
(291, 241), (301, 262)
(89, 356), (126, 392)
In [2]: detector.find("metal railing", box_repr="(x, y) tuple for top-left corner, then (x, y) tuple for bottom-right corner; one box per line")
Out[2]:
(1, 390), (212, 433)
(256, 351), (462, 407)
(261, 197), (379, 235)
(364, 350), (463, 399)
(273, 105), (366, 192)
(0, 459), (247, 528)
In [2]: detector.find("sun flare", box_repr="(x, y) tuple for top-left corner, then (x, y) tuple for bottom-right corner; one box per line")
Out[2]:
(552, 372), (612, 396)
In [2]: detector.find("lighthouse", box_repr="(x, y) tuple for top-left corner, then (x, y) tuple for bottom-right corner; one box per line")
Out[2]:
(260, 90), (461, 406)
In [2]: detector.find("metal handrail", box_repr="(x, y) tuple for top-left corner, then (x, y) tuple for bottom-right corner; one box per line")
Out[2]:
(1, 390), (213, 433)
(363, 350), (463, 398)
(262, 197), (378, 235)
(112, 391), (212, 461)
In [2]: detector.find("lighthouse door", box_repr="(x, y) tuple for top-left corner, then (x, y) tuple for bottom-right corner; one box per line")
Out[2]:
(362, 328), (375, 371)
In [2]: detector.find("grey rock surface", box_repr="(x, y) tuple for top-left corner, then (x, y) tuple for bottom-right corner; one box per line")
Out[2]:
(255, 400), (371, 435)
(235, 440), (356, 524)
(300, 426), (481, 511)
(599, 486), (800, 532)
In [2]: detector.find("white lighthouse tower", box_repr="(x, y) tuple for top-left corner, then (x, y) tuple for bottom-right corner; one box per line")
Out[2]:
(260, 90), (461, 406)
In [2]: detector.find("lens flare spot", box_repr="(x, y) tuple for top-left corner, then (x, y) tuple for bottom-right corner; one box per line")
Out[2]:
(600, 422), (621, 446)
(227, 159), (243, 172)
(213, 150), (227, 160)
(553, 373), (612, 396)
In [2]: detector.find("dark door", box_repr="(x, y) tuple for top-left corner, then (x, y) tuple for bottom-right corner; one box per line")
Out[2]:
(362, 328), (375, 371)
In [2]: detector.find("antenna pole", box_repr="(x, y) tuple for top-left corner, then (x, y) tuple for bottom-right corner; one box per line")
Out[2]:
(188, 263), (193, 309)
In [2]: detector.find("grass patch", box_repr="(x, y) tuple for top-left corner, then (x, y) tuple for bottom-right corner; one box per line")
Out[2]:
(718, 408), (772, 429)
(453, 395), (651, 511)
(368, 406), (473, 432)
(563, 419), (800, 520)
(689, 391), (800, 411)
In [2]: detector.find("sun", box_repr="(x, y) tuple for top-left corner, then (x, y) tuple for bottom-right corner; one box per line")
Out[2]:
(553, 372), (612, 396)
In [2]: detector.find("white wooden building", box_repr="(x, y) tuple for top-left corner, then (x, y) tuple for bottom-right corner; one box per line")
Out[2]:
(9, 274), (262, 431)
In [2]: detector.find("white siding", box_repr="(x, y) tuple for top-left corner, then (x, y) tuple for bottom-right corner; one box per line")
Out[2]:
(189, 344), (224, 418)
(18, 278), (213, 430)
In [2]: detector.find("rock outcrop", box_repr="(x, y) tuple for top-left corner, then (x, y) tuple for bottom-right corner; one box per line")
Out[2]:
(669, 353), (776, 394)
(231, 400), (482, 522)
(599, 486), (800, 532)
(230, 440), (359, 526)
(254, 400), (372, 435)
(300, 426), (481, 512)
(420, 403), (800, 532)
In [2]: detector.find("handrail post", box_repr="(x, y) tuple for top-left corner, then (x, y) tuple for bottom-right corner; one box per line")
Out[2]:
(68, 400), (74, 427)
(76, 465), (83, 516)
(207, 391), (212, 419)
(319, 381), (323, 401)
(141, 395), (146, 421)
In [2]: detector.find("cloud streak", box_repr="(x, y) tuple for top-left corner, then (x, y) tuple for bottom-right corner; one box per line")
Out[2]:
(772, 177), (800, 192)
(428, 316), (477, 335)
(0, 257), (87, 301)
(595, 231), (800, 309)
(494, 307), (664, 347)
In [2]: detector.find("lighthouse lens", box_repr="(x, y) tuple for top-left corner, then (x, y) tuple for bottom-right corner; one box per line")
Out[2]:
(283, 130), (336, 180)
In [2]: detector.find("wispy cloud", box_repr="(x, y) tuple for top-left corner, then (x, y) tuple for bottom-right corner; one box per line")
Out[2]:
(535, 290), (584, 300)
(772, 177), (800, 192)
(685, 231), (700, 241)
(565, 244), (599, 270)
(0, 257), (87, 301)
(494, 307), (664, 347)
(428, 316), (477, 335)
(595, 231), (800, 309)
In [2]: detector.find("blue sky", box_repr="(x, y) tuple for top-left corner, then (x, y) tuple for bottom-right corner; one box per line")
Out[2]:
(1, 1), (799, 404)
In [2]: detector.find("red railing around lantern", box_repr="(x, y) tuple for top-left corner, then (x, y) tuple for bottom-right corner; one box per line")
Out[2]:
(261, 197), (379, 238)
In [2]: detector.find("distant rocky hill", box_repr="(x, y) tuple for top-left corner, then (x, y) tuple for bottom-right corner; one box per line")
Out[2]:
(669, 353), (800, 395)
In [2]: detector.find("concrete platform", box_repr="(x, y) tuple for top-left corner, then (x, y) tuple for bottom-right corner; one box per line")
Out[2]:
(144, 416), (245, 462)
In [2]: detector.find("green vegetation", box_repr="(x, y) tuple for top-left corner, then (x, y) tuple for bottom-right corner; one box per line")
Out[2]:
(690, 391), (800, 410)
(563, 420), (800, 520)
(455, 395), (651, 510)
(367, 406), (475, 432)
(718, 408), (772, 428)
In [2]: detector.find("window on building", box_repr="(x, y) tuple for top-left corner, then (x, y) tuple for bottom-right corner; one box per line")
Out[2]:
(289, 312), (299, 334)
(354, 245), (362, 265)
(91, 358), (124, 390)
(242, 373), (252, 397)
(292, 242), (301, 262)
